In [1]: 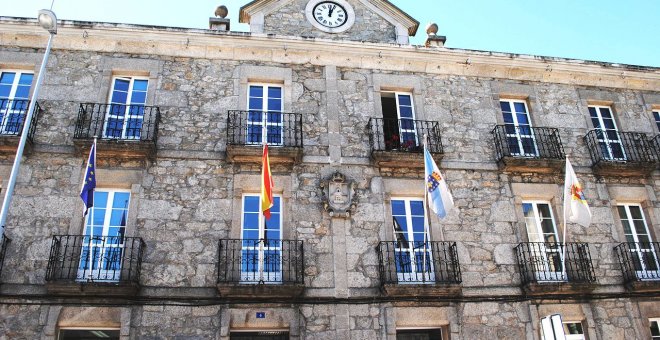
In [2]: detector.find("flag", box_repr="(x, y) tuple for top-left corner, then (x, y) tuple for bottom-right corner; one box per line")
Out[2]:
(424, 146), (454, 218)
(80, 140), (97, 217)
(563, 158), (591, 227)
(260, 144), (274, 220)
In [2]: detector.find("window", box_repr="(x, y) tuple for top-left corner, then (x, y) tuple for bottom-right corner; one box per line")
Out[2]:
(500, 99), (537, 157)
(589, 105), (625, 160)
(523, 201), (563, 281)
(653, 111), (660, 133)
(104, 77), (148, 139)
(381, 92), (419, 150)
(79, 189), (130, 282)
(563, 322), (585, 340)
(396, 328), (443, 340)
(651, 319), (660, 340)
(58, 329), (120, 340)
(241, 194), (282, 282)
(618, 204), (660, 279)
(247, 84), (283, 145)
(391, 198), (433, 283)
(0, 70), (33, 134)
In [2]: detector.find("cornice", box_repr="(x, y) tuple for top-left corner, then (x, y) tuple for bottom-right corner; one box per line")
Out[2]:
(0, 18), (658, 91)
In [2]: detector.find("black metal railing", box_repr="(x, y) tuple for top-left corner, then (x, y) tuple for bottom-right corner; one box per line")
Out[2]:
(0, 99), (40, 142)
(45, 235), (145, 283)
(492, 125), (564, 160)
(74, 103), (160, 143)
(652, 135), (660, 162)
(217, 239), (304, 284)
(584, 130), (655, 165)
(226, 110), (303, 147)
(377, 241), (461, 284)
(515, 242), (596, 284)
(367, 118), (443, 153)
(615, 242), (660, 283)
(0, 234), (9, 279)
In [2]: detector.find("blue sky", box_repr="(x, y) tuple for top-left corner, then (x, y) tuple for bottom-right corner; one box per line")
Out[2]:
(4, 0), (659, 67)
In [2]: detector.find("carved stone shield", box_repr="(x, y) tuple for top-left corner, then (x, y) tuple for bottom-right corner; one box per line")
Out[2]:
(321, 172), (356, 218)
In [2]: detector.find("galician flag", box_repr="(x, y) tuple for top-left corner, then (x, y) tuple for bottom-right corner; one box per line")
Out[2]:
(424, 146), (454, 218)
(80, 140), (97, 217)
(261, 144), (274, 220)
(563, 158), (591, 227)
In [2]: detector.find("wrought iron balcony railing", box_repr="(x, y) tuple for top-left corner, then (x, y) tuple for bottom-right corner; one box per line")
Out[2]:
(652, 135), (660, 162)
(492, 125), (564, 161)
(0, 234), (9, 279)
(74, 103), (160, 143)
(217, 239), (304, 284)
(515, 242), (596, 285)
(226, 110), (303, 147)
(45, 235), (145, 284)
(377, 241), (461, 285)
(367, 118), (443, 153)
(615, 242), (660, 283)
(0, 99), (40, 142)
(584, 130), (655, 165)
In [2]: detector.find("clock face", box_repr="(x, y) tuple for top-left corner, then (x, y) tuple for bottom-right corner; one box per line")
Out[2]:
(312, 1), (347, 28)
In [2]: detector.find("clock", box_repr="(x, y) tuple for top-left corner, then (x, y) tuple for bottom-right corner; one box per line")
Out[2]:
(305, 0), (355, 33)
(313, 1), (347, 28)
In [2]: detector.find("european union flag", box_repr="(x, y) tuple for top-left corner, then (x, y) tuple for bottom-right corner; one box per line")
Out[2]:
(80, 141), (96, 217)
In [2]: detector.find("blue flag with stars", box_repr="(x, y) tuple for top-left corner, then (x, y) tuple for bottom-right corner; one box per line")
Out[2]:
(424, 145), (454, 218)
(80, 141), (96, 217)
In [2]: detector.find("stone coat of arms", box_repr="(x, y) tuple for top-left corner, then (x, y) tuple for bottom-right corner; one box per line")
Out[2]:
(321, 172), (357, 218)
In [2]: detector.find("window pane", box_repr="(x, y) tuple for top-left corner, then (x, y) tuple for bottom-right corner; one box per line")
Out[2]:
(243, 213), (259, 230)
(397, 94), (411, 106)
(651, 320), (660, 336)
(398, 106), (413, 118)
(500, 101), (512, 112)
(130, 91), (147, 105)
(268, 86), (282, 99)
(513, 102), (527, 113)
(391, 200), (406, 215)
(249, 85), (263, 98)
(272, 196), (281, 213)
(244, 196), (260, 212)
(248, 97), (263, 111)
(113, 78), (130, 92)
(0, 72), (15, 85)
(111, 90), (128, 105)
(132, 79), (148, 91)
(564, 322), (584, 335)
(409, 200), (424, 216)
(59, 329), (120, 340)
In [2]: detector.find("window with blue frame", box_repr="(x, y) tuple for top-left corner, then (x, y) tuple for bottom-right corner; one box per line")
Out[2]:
(247, 84), (283, 145)
(241, 195), (282, 282)
(104, 77), (148, 140)
(391, 198), (433, 282)
(0, 70), (33, 134)
(381, 92), (419, 150)
(78, 189), (130, 281)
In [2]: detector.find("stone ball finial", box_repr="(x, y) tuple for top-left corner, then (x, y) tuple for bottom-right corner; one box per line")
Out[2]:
(426, 22), (438, 36)
(214, 5), (228, 18)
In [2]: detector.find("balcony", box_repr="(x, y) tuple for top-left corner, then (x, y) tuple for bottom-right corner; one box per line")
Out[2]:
(377, 241), (461, 297)
(615, 242), (660, 291)
(0, 99), (41, 154)
(367, 118), (443, 168)
(45, 235), (145, 296)
(492, 125), (565, 173)
(0, 234), (9, 280)
(652, 135), (660, 165)
(515, 242), (596, 296)
(73, 103), (160, 161)
(216, 239), (305, 298)
(583, 130), (656, 176)
(226, 110), (303, 164)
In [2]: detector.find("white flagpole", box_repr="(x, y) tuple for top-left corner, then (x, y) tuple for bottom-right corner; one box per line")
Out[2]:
(422, 134), (431, 282)
(86, 137), (97, 280)
(561, 157), (568, 281)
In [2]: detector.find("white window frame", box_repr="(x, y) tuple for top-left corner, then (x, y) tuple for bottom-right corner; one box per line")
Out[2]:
(618, 204), (660, 280)
(500, 99), (538, 157)
(78, 189), (131, 282)
(563, 321), (586, 340)
(650, 318), (660, 340)
(246, 83), (284, 146)
(240, 194), (283, 283)
(391, 197), (434, 283)
(523, 200), (564, 281)
(0, 69), (34, 134)
(589, 105), (625, 161)
(103, 76), (149, 140)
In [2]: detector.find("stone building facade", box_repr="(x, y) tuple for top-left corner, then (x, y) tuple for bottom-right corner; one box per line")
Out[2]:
(0, 0), (659, 339)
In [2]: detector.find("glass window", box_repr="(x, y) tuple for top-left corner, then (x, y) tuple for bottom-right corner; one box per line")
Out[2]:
(654, 111), (660, 133)
(618, 204), (659, 278)
(589, 105), (625, 160)
(58, 329), (120, 340)
(104, 77), (149, 140)
(523, 201), (563, 280)
(391, 198), (433, 283)
(396, 328), (443, 340)
(241, 194), (282, 282)
(500, 99), (537, 157)
(247, 84), (284, 145)
(563, 322), (585, 340)
(380, 92), (419, 151)
(651, 319), (660, 340)
(0, 70), (34, 134)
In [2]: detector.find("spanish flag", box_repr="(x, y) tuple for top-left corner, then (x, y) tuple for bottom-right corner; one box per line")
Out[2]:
(261, 144), (274, 219)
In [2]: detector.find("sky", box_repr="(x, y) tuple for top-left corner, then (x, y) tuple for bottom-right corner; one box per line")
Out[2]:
(3, 0), (659, 67)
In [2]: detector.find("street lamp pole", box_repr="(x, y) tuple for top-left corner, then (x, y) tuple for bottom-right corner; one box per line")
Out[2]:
(0, 10), (57, 236)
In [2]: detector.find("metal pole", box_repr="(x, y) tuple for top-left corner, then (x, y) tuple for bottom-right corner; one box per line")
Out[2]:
(0, 32), (54, 236)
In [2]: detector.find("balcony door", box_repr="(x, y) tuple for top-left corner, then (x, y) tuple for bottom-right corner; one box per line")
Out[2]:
(589, 106), (625, 161)
(618, 204), (660, 279)
(241, 195), (282, 283)
(381, 92), (418, 150)
(247, 84), (283, 146)
(391, 198), (434, 283)
(78, 190), (130, 281)
(104, 77), (148, 140)
(500, 100), (538, 157)
(523, 201), (564, 281)
(0, 70), (33, 134)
